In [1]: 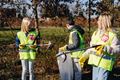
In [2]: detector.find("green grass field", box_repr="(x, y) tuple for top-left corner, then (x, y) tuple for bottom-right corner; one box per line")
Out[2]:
(0, 27), (68, 44)
(0, 27), (120, 80)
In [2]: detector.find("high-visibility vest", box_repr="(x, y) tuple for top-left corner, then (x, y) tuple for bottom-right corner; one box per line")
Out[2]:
(69, 30), (85, 58)
(17, 31), (38, 60)
(88, 31), (116, 71)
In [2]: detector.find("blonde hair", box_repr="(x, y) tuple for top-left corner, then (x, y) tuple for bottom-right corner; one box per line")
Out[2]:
(98, 14), (112, 31)
(21, 17), (31, 32)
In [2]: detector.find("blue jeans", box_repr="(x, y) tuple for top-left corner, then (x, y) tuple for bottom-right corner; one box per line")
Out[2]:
(21, 60), (34, 80)
(92, 66), (109, 80)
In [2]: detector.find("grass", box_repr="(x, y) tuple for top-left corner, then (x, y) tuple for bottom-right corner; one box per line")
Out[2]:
(0, 27), (69, 79)
(0, 27), (68, 44)
(0, 27), (120, 45)
(0, 30), (17, 44)
(0, 27), (120, 80)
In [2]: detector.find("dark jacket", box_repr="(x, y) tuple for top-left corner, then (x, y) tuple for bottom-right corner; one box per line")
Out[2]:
(67, 25), (84, 50)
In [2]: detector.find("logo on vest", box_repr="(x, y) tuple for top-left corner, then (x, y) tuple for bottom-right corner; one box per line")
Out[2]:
(29, 35), (35, 40)
(101, 34), (109, 42)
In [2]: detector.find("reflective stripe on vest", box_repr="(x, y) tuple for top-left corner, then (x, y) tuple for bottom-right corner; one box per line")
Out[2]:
(88, 54), (115, 71)
(17, 31), (37, 60)
(19, 49), (29, 52)
(19, 49), (36, 52)
(69, 30), (85, 58)
(88, 31), (116, 71)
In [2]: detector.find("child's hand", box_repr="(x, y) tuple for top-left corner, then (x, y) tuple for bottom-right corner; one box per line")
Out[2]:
(29, 45), (37, 49)
(59, 45), (67, 52)
(19, 44), (26, 49)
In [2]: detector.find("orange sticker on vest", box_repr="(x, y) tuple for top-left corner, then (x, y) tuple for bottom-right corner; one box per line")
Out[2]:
(101, 34), (109, 42)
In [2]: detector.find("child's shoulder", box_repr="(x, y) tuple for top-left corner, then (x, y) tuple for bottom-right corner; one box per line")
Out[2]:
(29, 28), (36, 32)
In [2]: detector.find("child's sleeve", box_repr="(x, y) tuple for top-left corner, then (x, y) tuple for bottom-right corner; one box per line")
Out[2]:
(15, 35), (20, 48)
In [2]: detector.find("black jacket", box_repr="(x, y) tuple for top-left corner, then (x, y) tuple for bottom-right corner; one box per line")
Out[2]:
(67, 25), (84, 50)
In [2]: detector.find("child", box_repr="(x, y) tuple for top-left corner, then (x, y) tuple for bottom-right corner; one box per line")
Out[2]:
(16, 17), (40, 80)
(79, 13), (120, 80)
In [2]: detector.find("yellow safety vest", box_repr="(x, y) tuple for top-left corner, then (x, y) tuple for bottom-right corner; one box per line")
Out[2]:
(88, 31), (116, 71)
(69, 30), (85, 58)
(17, 31), (38, 60)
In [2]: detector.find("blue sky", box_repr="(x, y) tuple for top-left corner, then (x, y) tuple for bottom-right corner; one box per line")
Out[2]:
(23, 0), (32, 5)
